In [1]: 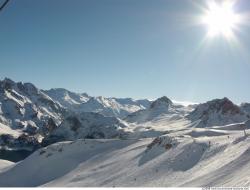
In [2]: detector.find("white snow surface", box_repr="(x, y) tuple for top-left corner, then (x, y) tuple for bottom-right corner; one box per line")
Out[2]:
(44, 88), (90, 110)
(0, 119), (250, 187)
(0, 122), (21, 137)
(0, 159), (14, 172)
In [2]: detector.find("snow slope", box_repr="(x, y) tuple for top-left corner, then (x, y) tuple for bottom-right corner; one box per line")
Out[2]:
(0, 125), (249, 187)
(42, 112), (129, 146)
(77, 96), (151, 118)
(0, 159), (14, 172)
(44, 89), (151, 118)
(44, 88), (90, 111)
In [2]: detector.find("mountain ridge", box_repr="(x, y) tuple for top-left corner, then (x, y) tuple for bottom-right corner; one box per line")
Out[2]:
(0, 77), (250, 161)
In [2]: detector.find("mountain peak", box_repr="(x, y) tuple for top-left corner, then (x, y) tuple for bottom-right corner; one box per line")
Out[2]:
(150, 96), (173, 109)
(2, 77), (15, 83)
(205, 97), (240, 115)
(0, 78), (16, 91)
(187, 97), (248, 128)
(0, 78), (40, 95)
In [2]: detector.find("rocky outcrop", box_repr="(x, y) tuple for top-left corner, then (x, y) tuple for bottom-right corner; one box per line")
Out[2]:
(187, 98), (250, 128)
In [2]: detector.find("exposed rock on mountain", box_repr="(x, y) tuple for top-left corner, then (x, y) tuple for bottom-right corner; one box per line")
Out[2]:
(187, 97), (250, 128)
(0, 78), (149, 152)
(240, 103), (250, 114)
(0, 78), (65, 135)
(150, 96), (173, 109)
(0, 78), (67, 153)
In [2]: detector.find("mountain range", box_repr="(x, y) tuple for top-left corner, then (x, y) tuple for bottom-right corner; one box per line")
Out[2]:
(0, 77), (249, 187)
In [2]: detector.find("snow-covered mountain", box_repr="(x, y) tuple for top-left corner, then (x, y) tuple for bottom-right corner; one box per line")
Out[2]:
(1, 78), (250, 187)
(0, 78), (69, 154)
(0, 78), (66, 149)
(125, 96), (190, 123)
(44, 88), (90, 111)
(187, 97), (250, 128)
(78, 96), (151, 118)
(42, 112), (129, 146)
(1, 79), (250, 148)
(0, 78), (149, 151)
(44, 88), (151, 118)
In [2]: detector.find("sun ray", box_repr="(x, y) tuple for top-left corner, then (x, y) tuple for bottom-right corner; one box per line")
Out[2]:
(201, 0), (241, 39)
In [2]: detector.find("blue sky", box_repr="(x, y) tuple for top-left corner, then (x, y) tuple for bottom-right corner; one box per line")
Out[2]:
(1, 0), (250, 103)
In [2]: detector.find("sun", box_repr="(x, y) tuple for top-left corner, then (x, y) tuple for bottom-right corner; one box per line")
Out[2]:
(202, 1), (240, 38)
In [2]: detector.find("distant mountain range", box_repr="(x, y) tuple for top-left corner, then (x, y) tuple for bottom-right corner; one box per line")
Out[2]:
(0, 77), (249, 158)
(44, 88), (151, 118)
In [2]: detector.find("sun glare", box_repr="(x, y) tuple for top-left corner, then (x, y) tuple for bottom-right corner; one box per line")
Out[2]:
(202, 1), (240, 38)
